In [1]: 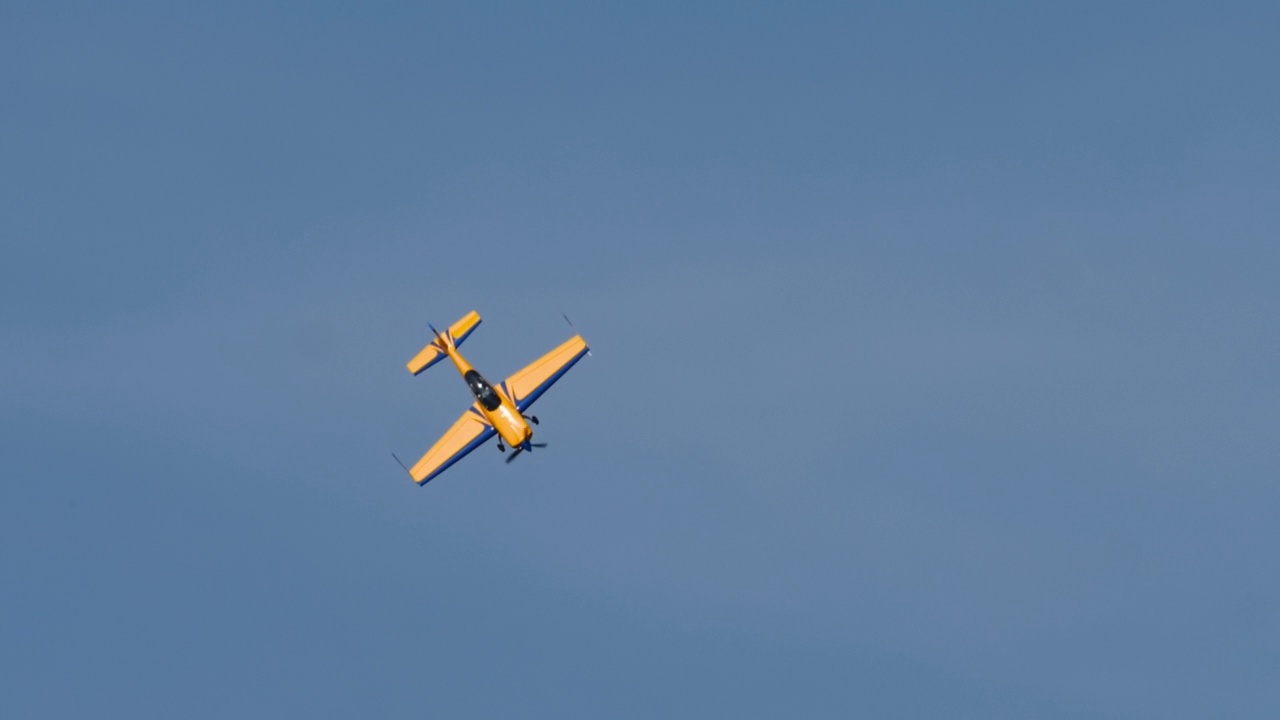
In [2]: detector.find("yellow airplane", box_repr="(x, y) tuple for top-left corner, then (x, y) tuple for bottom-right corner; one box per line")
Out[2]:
(399, 310), (590, 485)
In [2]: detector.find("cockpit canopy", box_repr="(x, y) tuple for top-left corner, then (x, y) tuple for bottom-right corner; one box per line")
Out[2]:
(464, 370), (503, 411)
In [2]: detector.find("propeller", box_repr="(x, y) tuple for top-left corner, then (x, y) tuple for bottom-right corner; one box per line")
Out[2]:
(504, 442), (548, 464)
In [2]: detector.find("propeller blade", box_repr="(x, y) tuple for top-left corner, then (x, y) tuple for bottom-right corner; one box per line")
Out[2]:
(505, 447), (524, 464)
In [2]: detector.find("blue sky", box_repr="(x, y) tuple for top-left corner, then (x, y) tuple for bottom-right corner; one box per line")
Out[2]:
(3, 2), (1278, 717)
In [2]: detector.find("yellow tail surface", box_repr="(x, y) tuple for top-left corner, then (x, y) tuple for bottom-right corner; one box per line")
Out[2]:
(407, 310), (482, 375)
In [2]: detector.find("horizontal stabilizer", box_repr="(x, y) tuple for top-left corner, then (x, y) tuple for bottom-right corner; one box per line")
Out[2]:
(407, 310), (482, 375)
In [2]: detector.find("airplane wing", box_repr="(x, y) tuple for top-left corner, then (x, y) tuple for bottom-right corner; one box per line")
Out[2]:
(500, 335), (590, 412)
(409, 405), (495, 485)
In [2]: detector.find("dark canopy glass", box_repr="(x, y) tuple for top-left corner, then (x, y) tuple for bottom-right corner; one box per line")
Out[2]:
(464, 370), (503, 411)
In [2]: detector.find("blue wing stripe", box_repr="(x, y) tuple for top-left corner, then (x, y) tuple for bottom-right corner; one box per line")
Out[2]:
(418, 427), (496, 486)
(516, 345), (590, 412)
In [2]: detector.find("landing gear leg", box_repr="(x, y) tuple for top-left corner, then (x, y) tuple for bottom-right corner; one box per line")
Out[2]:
(524, 415), (539, 425)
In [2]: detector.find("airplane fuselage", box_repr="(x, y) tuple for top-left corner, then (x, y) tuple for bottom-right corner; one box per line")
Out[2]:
(443, 343), (533, 450)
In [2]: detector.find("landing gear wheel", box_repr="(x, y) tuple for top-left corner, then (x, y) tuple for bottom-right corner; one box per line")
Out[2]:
(497, 442), (505, 452)
(531, 416), (539, 425)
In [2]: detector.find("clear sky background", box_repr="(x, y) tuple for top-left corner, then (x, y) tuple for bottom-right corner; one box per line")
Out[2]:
(3, 2), (1278, 718)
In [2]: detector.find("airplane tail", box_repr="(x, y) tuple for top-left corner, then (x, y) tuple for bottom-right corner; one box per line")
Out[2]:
(407, 310), (482, 375)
